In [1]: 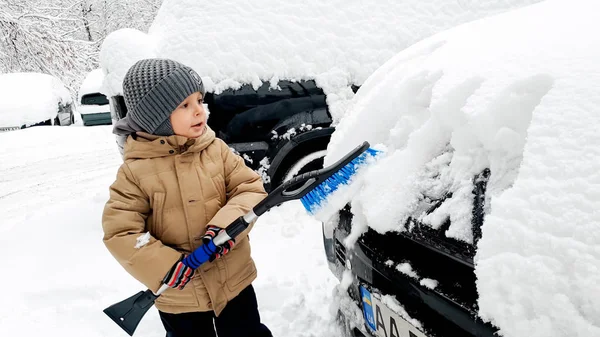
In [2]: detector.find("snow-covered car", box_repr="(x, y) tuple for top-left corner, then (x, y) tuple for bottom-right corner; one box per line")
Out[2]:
(322, 0), (600, 337)
(99, 0), (540, 190)
(0, 72), (74, 131)
(78, 69), (112, 126)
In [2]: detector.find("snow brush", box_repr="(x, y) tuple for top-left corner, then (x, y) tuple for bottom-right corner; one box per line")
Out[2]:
(300, 144), (380, 216)
(103, 141), (376, 336)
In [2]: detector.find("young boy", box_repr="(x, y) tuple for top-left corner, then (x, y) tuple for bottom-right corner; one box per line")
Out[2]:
(102, 58), (272, 337)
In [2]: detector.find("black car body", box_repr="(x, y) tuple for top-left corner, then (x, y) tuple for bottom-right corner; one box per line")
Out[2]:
(323, 168), (499, 337)
(109, 80), (356, 191)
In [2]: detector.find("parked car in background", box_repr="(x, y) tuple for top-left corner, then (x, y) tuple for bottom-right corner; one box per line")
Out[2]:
(100, 0), (540, 190)
(0, 72), (73, 132)
(322, 1), (597, 337)
(78, 69), (112, 126)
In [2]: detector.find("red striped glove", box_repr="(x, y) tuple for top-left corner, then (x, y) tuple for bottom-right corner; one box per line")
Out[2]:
(163, 255), (194, 290)
(202, 225), (235, 262)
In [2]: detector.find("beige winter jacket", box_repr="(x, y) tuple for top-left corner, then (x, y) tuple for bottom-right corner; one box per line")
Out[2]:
(102, 126), (267, 315)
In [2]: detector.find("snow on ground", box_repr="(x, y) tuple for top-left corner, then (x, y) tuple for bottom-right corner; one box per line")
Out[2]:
(324, 0), (600, 336)
(0, 73), (72, 127)
(0, 126), (343, 337)
(100, 0), (541, 122)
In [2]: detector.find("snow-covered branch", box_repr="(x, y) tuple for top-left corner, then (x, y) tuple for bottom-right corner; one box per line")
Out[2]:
(0, 0), (162, 96)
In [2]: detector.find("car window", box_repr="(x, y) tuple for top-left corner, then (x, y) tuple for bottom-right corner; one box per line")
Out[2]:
(206, 80), (324, 114)
(205, 80), (326, 134)
(81, 93), (109, 106)
(110, 79), (328, 135)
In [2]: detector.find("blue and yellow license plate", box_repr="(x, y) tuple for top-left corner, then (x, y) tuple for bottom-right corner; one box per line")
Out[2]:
(360, 286), (428, 337)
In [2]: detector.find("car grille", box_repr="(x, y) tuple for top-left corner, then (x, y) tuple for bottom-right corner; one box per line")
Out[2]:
(341, 169), (491, 311)
(335, 238), (347, 264)
(333, 169), (497, 337)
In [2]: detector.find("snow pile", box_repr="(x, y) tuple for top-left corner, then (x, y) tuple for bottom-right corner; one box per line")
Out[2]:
(252, 202), (345, 336)
(78, 69), (105, 101)
(397, 263), (419, 279)
(100, 0), (541, 121)
(0, 73), (72, 127)
(419, 279), (438, 290)
(99, 28), (157, 98)
(325, 0), (600, 335)
(77, 69), (111, 116)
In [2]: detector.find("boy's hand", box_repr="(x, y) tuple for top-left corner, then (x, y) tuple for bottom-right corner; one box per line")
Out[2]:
(163, 255), (194, 290)
(202, 225), (235, 262)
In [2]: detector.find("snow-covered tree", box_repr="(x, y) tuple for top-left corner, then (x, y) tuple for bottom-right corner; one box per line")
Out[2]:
(0, 0), (161, 95)
(87, 0), (162, 41)
(0, 1), (95, 93)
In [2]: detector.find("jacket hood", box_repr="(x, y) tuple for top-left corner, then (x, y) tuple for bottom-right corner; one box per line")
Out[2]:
(113, 116), (144, 136)
(123, 125), (216, 160)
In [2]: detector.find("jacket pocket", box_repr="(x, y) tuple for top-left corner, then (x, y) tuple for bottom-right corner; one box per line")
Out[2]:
(223, 240), (256, 292)
(150, 192), (166, 237)
(155, 283), (200, 308)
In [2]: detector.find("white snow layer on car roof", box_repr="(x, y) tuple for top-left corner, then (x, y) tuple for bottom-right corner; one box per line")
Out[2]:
(325, 0), (600, 336)
(78, 69), (106, 101)
(99, 0), (541, 122)
(0, 73), (72, 127)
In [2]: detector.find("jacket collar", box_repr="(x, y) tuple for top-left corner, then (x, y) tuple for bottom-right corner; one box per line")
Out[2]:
(123, 126), (216, 160)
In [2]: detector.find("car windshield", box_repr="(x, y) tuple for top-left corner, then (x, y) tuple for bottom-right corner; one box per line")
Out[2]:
(81, 93), (109, 106)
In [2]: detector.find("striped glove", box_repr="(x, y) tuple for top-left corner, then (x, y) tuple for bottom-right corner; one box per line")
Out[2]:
(202, 225), (235, 262)
(163, 255), (194, 290)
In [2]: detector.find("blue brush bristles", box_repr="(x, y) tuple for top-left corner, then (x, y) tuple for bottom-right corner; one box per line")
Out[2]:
(300, 147), (380, 214)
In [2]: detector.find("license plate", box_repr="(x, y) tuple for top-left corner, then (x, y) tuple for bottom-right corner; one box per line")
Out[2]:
(0, 126), (19, 132)
(360, 286), (428, 337)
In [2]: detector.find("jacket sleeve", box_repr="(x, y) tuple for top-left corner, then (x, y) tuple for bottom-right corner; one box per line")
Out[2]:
(207, 140), (268, 238)
(102, 163), (182, 293)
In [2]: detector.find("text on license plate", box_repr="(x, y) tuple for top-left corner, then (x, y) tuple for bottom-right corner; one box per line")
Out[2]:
(360, 286), (427, 337)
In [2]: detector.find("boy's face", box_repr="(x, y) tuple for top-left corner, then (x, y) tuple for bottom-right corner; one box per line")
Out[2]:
(170, 92), (207, 138)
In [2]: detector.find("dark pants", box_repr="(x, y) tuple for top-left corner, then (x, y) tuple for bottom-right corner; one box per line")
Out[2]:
(159, 285), (272, 337)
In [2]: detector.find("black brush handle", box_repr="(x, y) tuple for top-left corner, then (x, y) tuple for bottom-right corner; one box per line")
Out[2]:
(224, 216), (250, 242)
(253, 141), (370, 216)
(221, 141), (370, 245)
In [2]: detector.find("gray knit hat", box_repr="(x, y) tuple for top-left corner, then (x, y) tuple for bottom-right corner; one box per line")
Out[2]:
(122, 58), (205, 136)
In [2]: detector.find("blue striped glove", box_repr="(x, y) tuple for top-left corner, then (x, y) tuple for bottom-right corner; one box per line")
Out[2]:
(163, 255), (194, 290)
(202, 225), (235, 262)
